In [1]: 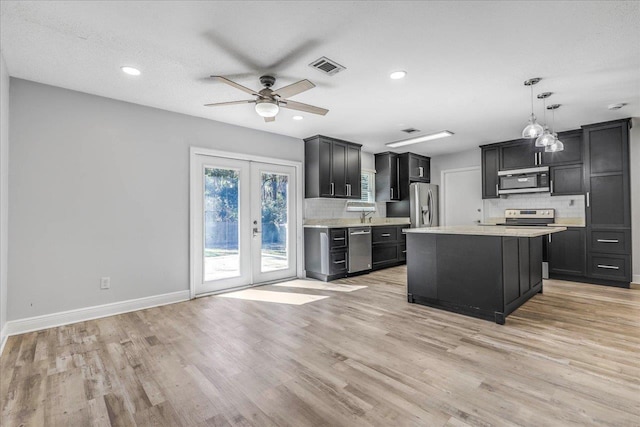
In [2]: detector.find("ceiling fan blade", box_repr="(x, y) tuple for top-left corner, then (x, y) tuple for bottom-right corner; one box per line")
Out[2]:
(211, 76), (260, 97)
(264, 116), (275, 123)
(204, 100), (256, 107)
(280, 100), (329, 116)
(271, 79), (315, 99)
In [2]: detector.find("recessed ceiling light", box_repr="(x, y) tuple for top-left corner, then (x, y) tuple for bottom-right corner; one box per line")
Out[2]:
(608, 103), (625, 110)
(386, 131), (454, 148)
(390, 70), (407, 80)
(293, 115), (304, 121)
(121, 66), (141, 76)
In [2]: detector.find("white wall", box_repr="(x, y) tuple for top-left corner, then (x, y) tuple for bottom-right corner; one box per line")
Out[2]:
(8, 79), (303, 321)
(630, 118), (639, 284)
(0, 52), (9, 343)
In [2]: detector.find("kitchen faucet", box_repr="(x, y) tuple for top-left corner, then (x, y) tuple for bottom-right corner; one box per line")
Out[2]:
(360, 211), (374, 223)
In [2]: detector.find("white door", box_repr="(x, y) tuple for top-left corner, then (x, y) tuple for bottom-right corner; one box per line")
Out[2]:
(441, 167), (483, 226)
(192, 155), (297, 296)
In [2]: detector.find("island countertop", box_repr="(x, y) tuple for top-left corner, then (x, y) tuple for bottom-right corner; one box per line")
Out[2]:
(403, 225), (567, 238)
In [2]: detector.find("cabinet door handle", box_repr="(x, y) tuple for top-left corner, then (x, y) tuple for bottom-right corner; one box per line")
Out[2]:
(550, 180), (554, 194)
(333, 260), (346, 264)
(534, 153), (538, 165)
(586, 192), (590, 207)
(597, 264), (619, 270)
(390, 188), (394, 199)
(418, 166), (424, 177)
(330, 182), (334, 196)
(333, 237), (345, 241)
(597, 239), (619, 243)
(381, 233), (391, 237)
(346, 183), (351, 196)
(548, 234), (552, 243)
(402, 250), (407, 253)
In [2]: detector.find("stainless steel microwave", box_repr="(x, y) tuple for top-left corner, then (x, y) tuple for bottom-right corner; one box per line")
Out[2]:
(497, 166), (550, 195)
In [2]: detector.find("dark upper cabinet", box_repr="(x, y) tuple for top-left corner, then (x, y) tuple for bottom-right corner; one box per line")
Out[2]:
(548, 228), (586, 276)
(541, 130), (582, 166)
(583, 119), (631, 229)
(500, 139), (540, 170)
(550, 164), (583, 196)
(346, 144), (362, 199)
(305, 135), (362, 199)
(404, 153), (430, 182)
(375, 152), (400, 201)
(481, 147), (499, 199)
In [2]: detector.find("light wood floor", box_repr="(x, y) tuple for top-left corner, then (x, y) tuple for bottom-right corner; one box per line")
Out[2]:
(2, 267), (639, 426)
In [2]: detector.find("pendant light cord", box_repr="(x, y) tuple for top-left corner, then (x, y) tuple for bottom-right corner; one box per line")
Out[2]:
(530, 85), (534, 115)
(542, 97), (547, 126)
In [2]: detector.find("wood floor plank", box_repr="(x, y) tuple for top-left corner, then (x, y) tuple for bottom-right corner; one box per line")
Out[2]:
(2, 267), (639, 426)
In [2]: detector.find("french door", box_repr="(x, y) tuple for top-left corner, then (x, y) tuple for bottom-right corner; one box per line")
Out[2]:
(192, 154), (298, 296)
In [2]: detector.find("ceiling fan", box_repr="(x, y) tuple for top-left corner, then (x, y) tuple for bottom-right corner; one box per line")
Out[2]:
(205, 75), (329, 122)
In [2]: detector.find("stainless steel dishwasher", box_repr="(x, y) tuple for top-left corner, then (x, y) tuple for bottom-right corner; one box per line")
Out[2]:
(348, 227), (372, 273)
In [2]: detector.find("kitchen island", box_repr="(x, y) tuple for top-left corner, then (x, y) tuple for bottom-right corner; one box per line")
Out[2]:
(404, 225), (566, 324)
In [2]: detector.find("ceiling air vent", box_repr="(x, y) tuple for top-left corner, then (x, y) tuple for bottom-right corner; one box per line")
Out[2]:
(309, 56), (346, 76)
(402, 128), (421, 134)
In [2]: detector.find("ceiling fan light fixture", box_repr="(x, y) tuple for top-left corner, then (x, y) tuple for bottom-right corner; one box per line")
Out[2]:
(255, 100), (279, 118)
(292, 115), (304, 121)
(386, 130), (454, 148)
(121, 66), (141, 76)
(390, 70), (407, 80)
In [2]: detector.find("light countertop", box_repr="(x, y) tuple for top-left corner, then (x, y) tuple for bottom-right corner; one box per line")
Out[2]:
(304, 218), (410, 229)
(403, 225), (567, 238)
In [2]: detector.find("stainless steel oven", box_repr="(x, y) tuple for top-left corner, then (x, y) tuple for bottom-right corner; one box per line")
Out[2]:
(498, 166), (550, 195)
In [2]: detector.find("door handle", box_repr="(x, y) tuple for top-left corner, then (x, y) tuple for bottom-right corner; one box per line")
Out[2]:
(253, 227), (261, 237)
(597, 264), (619, 270)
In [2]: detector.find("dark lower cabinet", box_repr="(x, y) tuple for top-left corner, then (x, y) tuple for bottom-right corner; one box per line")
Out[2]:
(304, 227), (349, 281)
(371, 225), (407, 270)
(548, 228), (586, 276)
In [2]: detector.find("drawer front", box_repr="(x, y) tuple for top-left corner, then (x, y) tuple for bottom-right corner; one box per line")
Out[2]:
(372, 226), (398, 244)
(590, 230), (630, 254)
(329, 250), (348, 274)
(329, 228), (347, 250)
(398, 226), (407, 242)
(588, 254), (629, 281)
(372, 243), (399, 267)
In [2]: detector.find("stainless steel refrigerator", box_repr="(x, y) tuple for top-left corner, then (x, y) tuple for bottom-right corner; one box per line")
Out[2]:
(409, 183), (439, 228)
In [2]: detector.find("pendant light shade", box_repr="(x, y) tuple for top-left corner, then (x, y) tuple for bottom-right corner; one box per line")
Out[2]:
(521, 78), (543, 139)
(523, 114), (544, 139)
(544, 104), (564, 152)
(534, 92), (554, 146)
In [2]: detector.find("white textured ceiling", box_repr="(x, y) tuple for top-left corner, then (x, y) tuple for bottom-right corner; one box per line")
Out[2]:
(1, 1), (639, 156)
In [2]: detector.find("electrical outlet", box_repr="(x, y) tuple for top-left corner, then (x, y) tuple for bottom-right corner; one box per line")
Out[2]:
(100, 277), (111, 289)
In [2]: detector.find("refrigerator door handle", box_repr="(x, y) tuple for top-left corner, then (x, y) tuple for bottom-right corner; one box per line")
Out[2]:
(428, 190), (434, 226)
(413, 184), (421, 227)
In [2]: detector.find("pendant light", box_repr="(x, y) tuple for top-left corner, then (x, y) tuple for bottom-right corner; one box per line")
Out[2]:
(522, 78), (544, 138)
(535, 92), (555, 147)
(545, 104), (564, 152)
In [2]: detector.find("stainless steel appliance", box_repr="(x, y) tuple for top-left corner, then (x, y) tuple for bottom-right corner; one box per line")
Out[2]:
(410, 183), (439, 228)
(498, 166), (550, 195)
(496, 209), (555, 279)
(348, 227), (372, 273)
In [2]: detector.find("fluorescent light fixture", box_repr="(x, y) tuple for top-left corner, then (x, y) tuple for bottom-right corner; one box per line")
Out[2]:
(292, 115), (304, 120)
(386, 130), (454, 148)
(390, 70), (407, 80)
(121, 66), (141, 76)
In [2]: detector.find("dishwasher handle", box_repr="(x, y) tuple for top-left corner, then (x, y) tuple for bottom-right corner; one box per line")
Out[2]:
(350, 230), (371, 235)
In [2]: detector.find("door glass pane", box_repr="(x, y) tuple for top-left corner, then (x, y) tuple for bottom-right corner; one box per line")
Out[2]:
(261, 172), (289, 272)
(204, 167), (240, 281)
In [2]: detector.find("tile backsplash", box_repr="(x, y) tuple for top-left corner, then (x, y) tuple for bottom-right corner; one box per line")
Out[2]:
(304, 198), (387, 219)
(483, 193), (585, 221)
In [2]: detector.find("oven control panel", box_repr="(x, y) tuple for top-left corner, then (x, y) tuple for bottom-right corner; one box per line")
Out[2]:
(505, 209), (555, 219)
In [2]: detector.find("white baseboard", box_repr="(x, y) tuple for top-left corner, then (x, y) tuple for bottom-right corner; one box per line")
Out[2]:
(3, 290), (190, 339)
(0, 324), (7, 356)
(633, 274), (640, 285)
